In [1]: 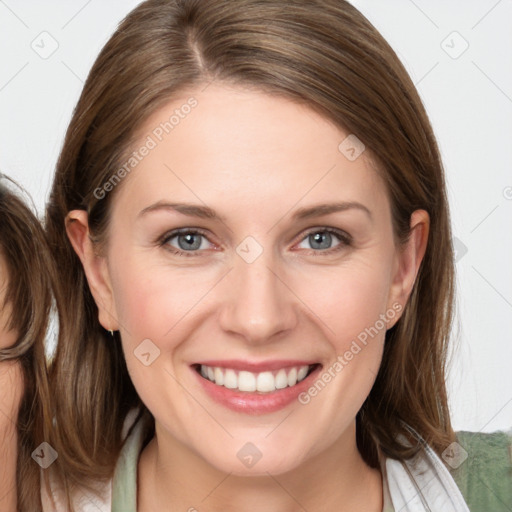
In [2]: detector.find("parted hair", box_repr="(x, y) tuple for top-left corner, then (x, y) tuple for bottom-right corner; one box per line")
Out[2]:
(45, 0), (457, 508)
(0, 177), (55, 512)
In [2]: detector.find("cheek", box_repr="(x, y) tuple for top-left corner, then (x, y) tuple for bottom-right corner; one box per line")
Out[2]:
(0, 361), (23, 439)
(110, 257), (188, 341)
(299, 257), (393, 344)
(108, 257), (205, 394)
(109, 263), (188, 418)
(292, 256), (393, 426)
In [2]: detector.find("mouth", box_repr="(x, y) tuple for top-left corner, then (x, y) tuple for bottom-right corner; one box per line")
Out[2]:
(191, 361), (322, 414)
(192, 363), (320, 393)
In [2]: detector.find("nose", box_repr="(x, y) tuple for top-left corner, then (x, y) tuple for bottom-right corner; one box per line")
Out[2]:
(218, 246), (298, 346)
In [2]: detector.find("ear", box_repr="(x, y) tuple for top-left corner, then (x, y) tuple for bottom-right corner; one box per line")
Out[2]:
(65, 210), (119, 331)
(386, 209), (429, 328)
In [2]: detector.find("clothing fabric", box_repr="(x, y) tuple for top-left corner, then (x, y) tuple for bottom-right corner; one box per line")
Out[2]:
(109, 413), (469, 512)
(42, 410), (512, 511)
(450, 429), (512, 510)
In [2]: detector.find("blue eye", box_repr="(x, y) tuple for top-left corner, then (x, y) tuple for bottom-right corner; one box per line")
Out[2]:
(159, 227), (351, 257)
(160, 228), (212, 257)
(297, 228), (352, 255)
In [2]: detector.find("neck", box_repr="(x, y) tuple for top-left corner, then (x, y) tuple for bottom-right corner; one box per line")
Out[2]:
(138, 421), (383, 512)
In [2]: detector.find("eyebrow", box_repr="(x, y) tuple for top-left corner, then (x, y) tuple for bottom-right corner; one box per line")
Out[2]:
(138, 200), (372, 222)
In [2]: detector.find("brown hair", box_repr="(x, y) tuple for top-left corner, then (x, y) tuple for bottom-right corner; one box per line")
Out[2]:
(0, 176), (55, 512)
(45, 0), (457, 505)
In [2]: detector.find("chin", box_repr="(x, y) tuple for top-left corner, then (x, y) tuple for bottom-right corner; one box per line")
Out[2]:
(205, 447), (305, 477)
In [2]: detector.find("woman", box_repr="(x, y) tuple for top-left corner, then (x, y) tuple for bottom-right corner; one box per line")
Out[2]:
(43, 0), (506, 510)
(0, 176), (54, 512)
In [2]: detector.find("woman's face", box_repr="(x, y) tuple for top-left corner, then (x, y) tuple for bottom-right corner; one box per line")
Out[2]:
(73, 83), (426, 476)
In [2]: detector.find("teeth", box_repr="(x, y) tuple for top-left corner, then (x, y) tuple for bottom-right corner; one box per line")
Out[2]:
(214, 367), (224, 386)
(287, 367), (297, 387)
(256, 371), (275, 392)
(238, 371), (256, 392)
(199, 364), (312, 393)
(275, 369), (288, 389)
(297, 366), (308, 381)
(224, 369), (237, 389)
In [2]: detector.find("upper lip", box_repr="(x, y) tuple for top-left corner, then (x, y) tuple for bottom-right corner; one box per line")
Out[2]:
(193, 360), (319, 372)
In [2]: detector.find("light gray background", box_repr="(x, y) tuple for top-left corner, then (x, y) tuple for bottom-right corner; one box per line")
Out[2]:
(0, 0), (511, 434)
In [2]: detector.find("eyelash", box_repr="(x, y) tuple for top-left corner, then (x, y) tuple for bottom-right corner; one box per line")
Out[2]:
(158, 227), (352, 258)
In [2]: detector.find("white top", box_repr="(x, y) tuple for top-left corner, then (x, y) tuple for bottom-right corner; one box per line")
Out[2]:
(42, 411), (469, 511)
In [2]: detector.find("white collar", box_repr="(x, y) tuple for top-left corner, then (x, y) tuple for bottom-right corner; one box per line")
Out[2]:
(42, 413), (470, 512)
(380, 430), (470, 511)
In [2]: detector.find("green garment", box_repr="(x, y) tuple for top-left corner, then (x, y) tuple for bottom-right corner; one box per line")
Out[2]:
(111, 417), (512, 511)
(450, 430), (512, 511)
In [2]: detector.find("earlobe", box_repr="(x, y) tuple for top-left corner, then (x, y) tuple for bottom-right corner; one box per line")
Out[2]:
(65, 210), (119, 332)
(387, 209), (430, 326)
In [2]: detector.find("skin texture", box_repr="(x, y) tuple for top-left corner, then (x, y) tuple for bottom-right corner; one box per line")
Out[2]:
(0, 256), (22, 512)
(67, 83), (429, 512)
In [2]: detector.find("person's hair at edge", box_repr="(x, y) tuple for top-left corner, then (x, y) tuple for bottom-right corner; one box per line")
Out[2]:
(45, 0), (457, 506)
(0, 176), (55, 512)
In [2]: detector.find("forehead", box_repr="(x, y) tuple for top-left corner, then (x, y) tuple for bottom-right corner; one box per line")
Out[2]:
(112, 83), (388, 220)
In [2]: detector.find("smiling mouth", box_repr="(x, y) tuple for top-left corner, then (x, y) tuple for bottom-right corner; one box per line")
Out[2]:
(193, 363), (320, 393)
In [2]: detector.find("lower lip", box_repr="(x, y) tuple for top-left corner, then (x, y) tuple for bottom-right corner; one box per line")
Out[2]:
(192, 365), (322, 415)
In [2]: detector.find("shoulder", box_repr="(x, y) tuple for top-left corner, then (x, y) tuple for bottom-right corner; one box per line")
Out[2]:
(450, 429), (512, 511)
(41, 470), (111, 512)
(41, 410), (145, 512)
(383, 435), (470, 511)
